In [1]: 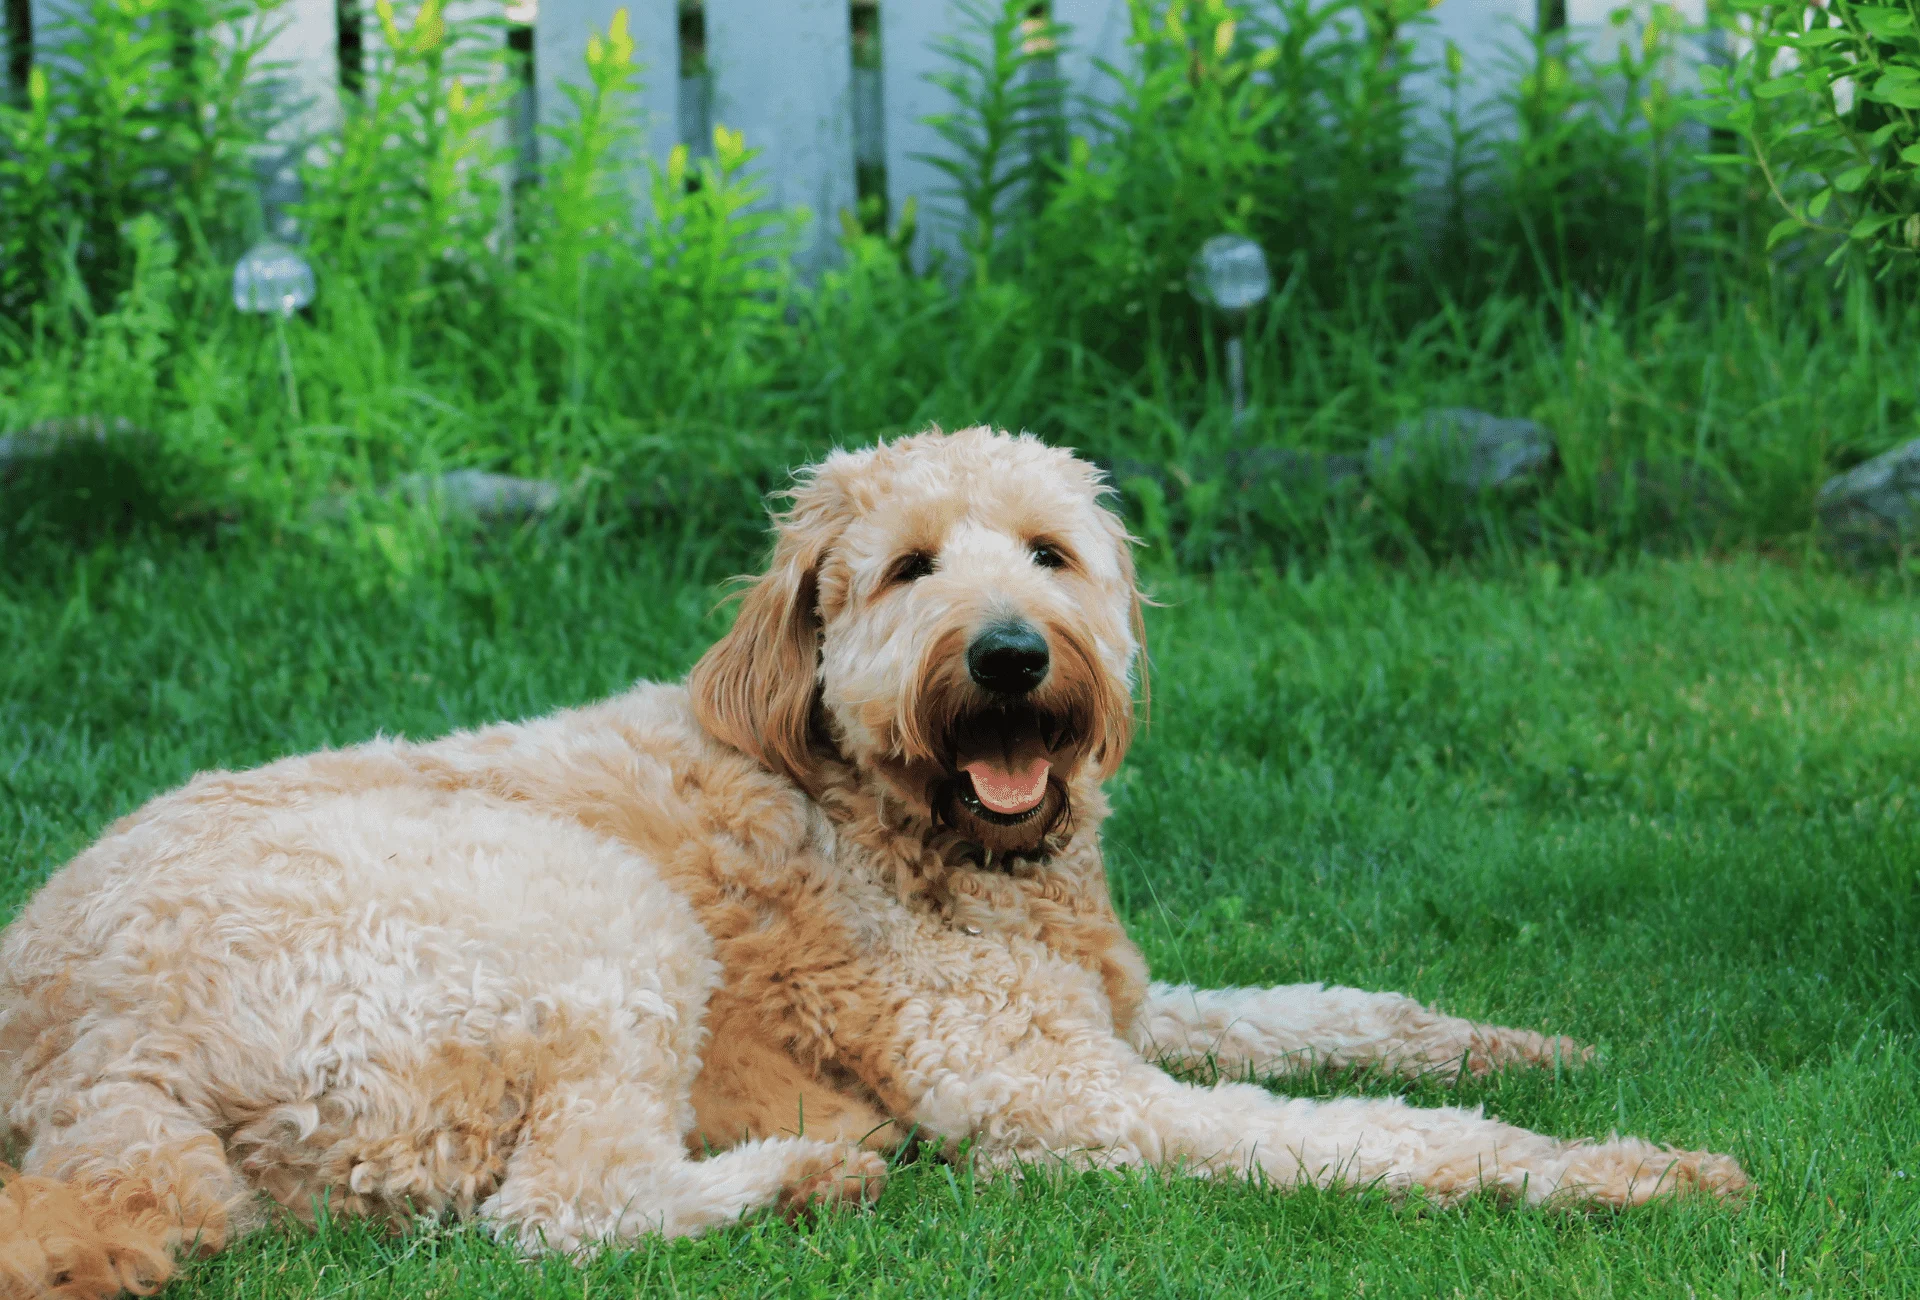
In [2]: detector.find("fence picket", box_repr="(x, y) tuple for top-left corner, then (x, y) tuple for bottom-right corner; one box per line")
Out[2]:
(1407, 0), (1536, 135)
(1566, 0), (1712, 93)
(26, 0), (76, 69)
(880, 0), (966, 269)
(1568, 0), (1710, 38)
(1052, 0), (1132, 124)
(536, 0), (677, 199)
(708, 0), (856, 271)
(255, 0), (342, 235)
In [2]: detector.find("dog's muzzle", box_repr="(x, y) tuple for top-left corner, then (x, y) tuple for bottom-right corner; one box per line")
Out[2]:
(957, 620), (1056, 818)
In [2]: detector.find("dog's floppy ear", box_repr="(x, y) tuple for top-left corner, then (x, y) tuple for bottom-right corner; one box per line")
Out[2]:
(690, 494), (838, 790)
(1094, 492), (1152, 779)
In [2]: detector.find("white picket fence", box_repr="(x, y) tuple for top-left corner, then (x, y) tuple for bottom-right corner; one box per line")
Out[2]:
(3, 0), (1713, 270)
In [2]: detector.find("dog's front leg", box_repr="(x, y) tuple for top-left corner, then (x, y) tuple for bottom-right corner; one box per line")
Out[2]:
(904, 1017), (1740, 1208)
(1125, 981), (1590, 1082)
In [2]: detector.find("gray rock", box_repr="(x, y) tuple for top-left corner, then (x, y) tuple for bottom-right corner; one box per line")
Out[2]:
(0, 417), (142, 471)
(388, 470), (561, 520)
(1816, 438), (1920, 555)
(1088, 411), (1550, 508)
(1367, 408), (1555, 492)
(315, 470), (563, 524)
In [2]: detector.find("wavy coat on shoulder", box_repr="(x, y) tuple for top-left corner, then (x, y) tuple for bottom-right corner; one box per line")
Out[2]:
(0, 428), (1745, 1297)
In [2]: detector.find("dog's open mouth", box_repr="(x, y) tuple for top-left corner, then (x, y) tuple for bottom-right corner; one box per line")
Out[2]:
(959, 754), (1050, 820)
(936, 704), (1077, 851)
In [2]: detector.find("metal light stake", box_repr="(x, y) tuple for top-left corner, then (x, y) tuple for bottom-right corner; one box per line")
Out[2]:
(1188, 234), (1272, 426)
(233, 240), (317, 420)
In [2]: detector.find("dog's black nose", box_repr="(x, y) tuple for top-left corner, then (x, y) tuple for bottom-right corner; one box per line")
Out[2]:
(967, 621), (1050, 696)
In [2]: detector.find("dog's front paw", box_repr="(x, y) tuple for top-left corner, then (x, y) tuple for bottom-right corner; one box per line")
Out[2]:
(1454, 1026), (1595, 1078)
(1552, 1138), (1749, 1208)
(777, 1145), (889, 1222)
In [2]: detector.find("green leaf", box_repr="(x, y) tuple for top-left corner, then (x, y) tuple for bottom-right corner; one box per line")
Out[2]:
(1869, 76), (1920, 110)
(1794, 28), (1850, 48)
(1854, 8), (1916, 40)
(1834, 165), (1872, 193)
(1753, 76), (1804, 101)
(1900, 144), (1920, 165)
(1809, 186), (1834, 218)
(1850, 212), (1897, 240)
(1767, 216), (1802, 251)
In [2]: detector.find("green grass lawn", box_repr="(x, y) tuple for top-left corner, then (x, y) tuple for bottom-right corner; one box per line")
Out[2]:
(3, 536), (1917, 1297)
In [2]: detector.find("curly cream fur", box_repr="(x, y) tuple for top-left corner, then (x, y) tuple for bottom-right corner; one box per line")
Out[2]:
(0, 427), (1745, 1296)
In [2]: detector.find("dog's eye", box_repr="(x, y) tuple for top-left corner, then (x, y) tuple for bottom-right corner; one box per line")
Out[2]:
(1030, 542), (1068, 571)
(889, 552), (936, 585)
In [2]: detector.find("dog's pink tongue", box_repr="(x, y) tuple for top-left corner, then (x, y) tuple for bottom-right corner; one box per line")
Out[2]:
(964, 756), (1051, 815)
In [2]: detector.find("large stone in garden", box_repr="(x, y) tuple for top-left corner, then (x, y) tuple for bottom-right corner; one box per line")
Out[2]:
(0, 417), (141, 477)
(1367, 408), (1555, 492)
(1090, 411), (1553, 508)
(314, 471), (564, 524)
(388, 470), (561, 521)
(1816, 437), (1920, 555)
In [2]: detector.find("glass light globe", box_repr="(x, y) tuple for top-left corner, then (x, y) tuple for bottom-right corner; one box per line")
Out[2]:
(1188, 234), (1271, 316)
(233, 240), (316, 317)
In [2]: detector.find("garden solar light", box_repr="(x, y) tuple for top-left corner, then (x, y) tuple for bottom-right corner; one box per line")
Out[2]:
(1189, 234), (1271, 318)
(233, 239), (315, 316)
(233, 240), (316, 419)
(1188, 234), (1270, 425)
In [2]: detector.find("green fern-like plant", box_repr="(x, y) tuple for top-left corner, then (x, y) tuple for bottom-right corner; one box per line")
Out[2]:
(0, 0), (278, 322)
(299, 0), (513, 307)
(919, 0), (1067, 272)
(522, 9), (644, 316)
(0, 63), (63, 322)
(638, 125), (793, 392)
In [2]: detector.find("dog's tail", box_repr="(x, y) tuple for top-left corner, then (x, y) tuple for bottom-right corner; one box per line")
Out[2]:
(0, 1083), (252, 1299)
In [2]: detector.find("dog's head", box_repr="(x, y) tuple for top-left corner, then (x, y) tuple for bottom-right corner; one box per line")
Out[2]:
(690, 426), (1147, 858)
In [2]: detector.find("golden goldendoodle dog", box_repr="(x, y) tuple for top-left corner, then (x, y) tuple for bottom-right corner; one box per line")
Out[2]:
(0, 427), (1745, 1296)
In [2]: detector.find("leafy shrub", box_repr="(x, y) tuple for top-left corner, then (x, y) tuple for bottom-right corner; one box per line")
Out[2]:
(1700, 0), (1920, 272)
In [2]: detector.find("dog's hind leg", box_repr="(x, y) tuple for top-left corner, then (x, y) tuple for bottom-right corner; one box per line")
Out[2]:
(0, 1080), (257, 1299)
(1130, 981), (1592, 1082)
(478, 1069), (887, 1256)
(923, 1019), (1742, 1208)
